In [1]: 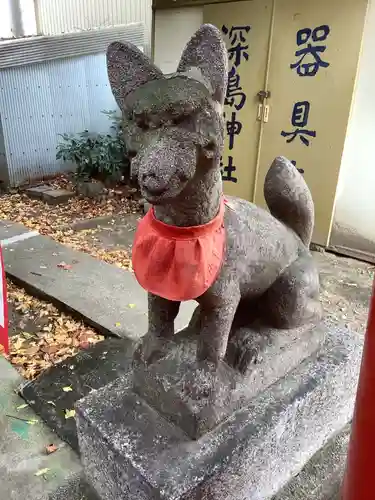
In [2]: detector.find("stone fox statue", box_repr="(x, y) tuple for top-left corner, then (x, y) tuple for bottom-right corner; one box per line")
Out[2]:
(106, 24), (322, 367)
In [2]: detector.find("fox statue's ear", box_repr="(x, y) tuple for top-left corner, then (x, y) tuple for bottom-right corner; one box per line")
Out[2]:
(107, 42), (163, 111)
(177, 24), (228, 107)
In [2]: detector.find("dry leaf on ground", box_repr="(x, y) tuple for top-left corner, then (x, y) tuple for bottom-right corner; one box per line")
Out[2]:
(0, 175), (140, 270)
(57, 262), (73, 270)
(46, 444), (58, 455)
(7, 280), (104, 380)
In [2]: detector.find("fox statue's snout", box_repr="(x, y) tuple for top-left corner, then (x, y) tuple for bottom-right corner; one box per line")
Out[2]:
(133, 133), (198, 205)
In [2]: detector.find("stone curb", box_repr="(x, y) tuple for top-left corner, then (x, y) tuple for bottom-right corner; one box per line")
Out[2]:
(0, 219), (195, 340)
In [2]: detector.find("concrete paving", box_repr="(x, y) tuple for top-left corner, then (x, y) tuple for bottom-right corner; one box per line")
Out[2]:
(0, 219), (38, 245)
(272, 424), (350, 500)
(0, 356), (82, 500)
(0, 220), (196, 340)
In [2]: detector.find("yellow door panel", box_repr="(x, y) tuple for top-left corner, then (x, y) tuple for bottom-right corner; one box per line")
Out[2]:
(255, 0), (368, 246)
(203, 0), (273, 201)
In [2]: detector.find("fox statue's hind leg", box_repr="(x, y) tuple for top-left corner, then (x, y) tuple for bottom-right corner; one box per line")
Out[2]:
(259, 250), (322, 329)
(257, 157), (322, 327)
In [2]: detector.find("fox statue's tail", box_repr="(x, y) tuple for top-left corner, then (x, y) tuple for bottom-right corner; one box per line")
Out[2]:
(264, 156), (314, 247)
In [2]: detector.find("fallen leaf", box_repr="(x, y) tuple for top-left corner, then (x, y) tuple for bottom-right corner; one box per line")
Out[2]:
(7, 281), (104, 380)
(47, 401), (56, 406)
(57, 261), (72, 270)
(16, 403), (28, 410)
(128, 304), (136, 309)
(35, 468), (50, 477)
(115, 322), (121, 327)
(62, 386), (73, 392)
(64, 409), (76, 419)
(12, 337), (26, 350)
(22, 332), (34, 339)
(45, 443), (58, 455)
(27, 418), (39, 425)
(40, 345), (59, 355)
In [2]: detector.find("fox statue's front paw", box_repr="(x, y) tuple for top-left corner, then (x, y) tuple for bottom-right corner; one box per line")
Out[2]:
(133, 332), (173, 368)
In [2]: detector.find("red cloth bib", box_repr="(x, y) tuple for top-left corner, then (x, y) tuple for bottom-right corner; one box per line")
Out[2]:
(132, 200), (226, 301)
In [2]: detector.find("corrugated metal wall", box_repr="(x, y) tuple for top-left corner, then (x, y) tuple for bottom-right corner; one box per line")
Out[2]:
(0, 0), (152, 186)
(0, 53), (120, 186)
(36, 0), (152, 52)
(0, 24), (147, 186)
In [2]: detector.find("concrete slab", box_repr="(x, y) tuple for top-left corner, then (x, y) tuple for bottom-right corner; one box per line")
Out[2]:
(25, 185), (52, 200)
(25, 184), (53, 200)
(3, 230), (196, 340)
(71, 215), (122, 232)
(0, 356), (82, 500)
(272, 424), (350, 500)
(42, 189), (75, 205)
(72, 213), (141, 252)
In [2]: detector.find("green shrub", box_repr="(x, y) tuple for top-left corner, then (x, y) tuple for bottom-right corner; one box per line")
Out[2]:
(56, 110), (130, 182)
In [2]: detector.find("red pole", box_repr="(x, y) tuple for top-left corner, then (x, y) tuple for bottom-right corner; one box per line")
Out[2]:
(0, 246), (9, 355)
(342, 277), (375, 499)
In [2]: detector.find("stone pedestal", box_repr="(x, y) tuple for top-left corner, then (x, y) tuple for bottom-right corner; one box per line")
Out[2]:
(76, 324), (362, 500)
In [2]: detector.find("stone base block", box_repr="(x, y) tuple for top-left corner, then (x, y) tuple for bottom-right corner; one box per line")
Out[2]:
(133, 323), (325, 440)
(76, 325), (362, 500)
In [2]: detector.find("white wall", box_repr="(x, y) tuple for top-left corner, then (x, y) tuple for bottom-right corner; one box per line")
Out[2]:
(331, 0), (375, 257)
(35, 0), (152, 52)
(1, 0), (37, 39)
(153, 7), (203, 73)
(0, 2), (12, 39)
